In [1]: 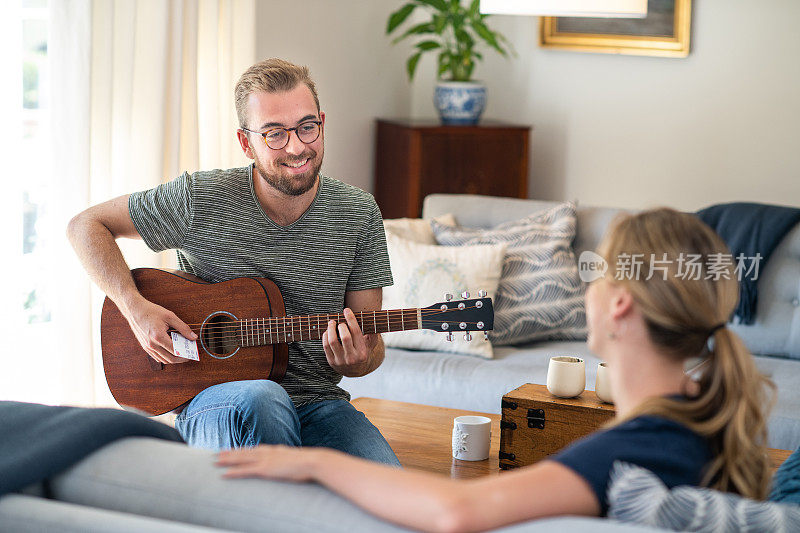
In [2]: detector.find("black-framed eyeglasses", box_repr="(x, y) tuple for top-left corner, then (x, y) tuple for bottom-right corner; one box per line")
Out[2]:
(241, 120), (322, 150)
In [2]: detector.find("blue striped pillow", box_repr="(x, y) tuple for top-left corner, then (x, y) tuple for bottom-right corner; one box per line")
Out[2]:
(432, 202), (586, 345)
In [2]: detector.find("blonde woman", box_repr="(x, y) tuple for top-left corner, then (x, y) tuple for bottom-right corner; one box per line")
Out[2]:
(217, 208), (774, 533)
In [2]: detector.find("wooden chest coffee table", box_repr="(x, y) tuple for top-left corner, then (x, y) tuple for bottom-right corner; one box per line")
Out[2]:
(351, 396), (792, 479)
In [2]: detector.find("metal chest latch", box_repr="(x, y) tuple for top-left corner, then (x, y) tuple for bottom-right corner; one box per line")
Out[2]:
(499, 451), (516, 461)
(527, 408), (545, 429)
(500, 420), (517, 430)
(501, 400), (518, 410)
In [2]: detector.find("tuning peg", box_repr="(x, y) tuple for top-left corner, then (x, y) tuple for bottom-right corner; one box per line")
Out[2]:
(446, 332), (453, 342)
(478, 290), (487, 298)
(461, 291), (470, 299)
(464, 332), (473, 341)
(445, 293), (453, 302)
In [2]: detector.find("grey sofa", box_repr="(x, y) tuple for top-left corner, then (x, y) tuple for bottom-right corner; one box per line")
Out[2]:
(2, 193), (797, 532)
(1, 438), (661, 532)
(342, 194), (800, 450)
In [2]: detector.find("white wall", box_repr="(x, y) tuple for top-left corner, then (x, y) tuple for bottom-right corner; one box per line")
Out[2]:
(409, 0), (800, 211)
(255, 1), (800, 210)
(255, 0), (411, 193)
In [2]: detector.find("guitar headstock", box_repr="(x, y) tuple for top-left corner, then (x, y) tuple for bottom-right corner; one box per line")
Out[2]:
(420, 291), (494, 341)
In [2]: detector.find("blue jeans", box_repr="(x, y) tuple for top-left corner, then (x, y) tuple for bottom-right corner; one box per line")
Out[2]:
(174, 380), (400, 466)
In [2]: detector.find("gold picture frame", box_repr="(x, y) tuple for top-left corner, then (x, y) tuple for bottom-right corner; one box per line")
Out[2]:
(539, 0), (692, 58)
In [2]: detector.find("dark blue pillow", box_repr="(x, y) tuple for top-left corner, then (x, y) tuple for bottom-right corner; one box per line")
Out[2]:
(771, 447), (800, 505)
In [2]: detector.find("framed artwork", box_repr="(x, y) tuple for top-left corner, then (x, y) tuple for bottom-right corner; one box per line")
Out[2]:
(539, 0), (692, 58)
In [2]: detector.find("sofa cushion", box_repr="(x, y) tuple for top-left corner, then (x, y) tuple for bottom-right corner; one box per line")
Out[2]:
(382, 232), (506, 358)
(423, 194), (800, 360)
(728, 223), (800, 360)
(432, 202), (586, 345)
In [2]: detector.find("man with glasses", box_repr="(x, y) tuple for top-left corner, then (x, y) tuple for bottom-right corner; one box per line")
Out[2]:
(67, 58), (399, 465)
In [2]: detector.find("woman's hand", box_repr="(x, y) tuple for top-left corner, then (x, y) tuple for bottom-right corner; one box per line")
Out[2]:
(216, 445), (327, 482)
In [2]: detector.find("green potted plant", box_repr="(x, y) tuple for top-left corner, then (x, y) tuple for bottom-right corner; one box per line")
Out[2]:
(386, 0), (513, 125)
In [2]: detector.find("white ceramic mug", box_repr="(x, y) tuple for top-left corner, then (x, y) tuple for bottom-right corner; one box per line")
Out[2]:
(546, 356), (586, 398)
(452, 415), (492, 461)
(595, 362), (614, 404)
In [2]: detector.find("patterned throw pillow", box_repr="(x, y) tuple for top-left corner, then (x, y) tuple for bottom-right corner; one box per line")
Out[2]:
(432, 202), (586, 345)
(607, 462), (800, 532)
(382, 232), (506, 358)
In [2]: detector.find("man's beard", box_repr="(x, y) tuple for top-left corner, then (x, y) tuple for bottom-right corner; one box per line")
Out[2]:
(254, 149), (322, 197)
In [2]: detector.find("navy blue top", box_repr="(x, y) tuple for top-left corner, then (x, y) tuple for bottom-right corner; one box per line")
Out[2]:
(551, 415), (712, 515)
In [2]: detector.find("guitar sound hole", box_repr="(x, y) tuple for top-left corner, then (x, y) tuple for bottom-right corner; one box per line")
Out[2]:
(201, 313), (239, 357)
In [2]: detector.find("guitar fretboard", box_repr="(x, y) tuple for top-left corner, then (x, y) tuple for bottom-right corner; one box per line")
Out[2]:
(239, 308), (421, 347)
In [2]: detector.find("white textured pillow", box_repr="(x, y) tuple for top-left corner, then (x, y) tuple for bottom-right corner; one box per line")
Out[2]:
(383, 214), (457, 244)
(382, 232), (505, 358)
(432, 202), (586, 345)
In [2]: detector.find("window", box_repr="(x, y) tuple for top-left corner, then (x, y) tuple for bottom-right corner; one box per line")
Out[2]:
(1, 0), (62, 403)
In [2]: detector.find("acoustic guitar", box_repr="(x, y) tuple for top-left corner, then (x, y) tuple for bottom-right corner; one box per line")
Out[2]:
(101, 268), (495, 415)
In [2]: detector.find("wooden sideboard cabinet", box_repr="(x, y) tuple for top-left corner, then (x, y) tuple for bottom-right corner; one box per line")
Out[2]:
(373, 118), (531, 219)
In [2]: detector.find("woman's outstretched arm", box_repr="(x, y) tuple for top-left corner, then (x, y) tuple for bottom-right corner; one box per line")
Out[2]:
(217, 445), (599, 533)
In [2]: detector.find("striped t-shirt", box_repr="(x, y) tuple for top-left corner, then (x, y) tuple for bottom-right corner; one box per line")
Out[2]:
(128, 164), (393, 406)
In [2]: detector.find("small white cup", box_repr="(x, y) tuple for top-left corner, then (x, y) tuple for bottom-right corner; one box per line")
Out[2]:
(452, 415), (492, 461)
(595, 362), (614, 404)
(547, 356), (586, 398)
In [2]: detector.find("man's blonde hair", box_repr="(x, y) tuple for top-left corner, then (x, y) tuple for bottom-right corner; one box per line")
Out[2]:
(234, 58), (320, 129)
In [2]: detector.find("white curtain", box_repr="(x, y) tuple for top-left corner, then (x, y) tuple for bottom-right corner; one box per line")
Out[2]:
(47, 0), (255, 407)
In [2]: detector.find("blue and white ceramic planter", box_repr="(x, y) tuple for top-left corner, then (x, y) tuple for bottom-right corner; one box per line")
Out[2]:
(434, 81), (486, 126)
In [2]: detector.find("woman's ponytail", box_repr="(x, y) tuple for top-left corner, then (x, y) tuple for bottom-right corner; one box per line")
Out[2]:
(695, 327), (774, 499)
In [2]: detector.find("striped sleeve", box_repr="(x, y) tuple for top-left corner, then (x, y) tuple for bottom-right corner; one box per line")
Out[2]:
(128, 172), (194, 252)
(346, 198), (393, 291)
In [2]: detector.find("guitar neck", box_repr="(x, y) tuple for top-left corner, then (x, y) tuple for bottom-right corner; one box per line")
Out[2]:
(238, 308), (421, 347)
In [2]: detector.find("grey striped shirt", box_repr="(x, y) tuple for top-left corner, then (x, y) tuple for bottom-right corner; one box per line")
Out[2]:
(128, 164), (393, 406)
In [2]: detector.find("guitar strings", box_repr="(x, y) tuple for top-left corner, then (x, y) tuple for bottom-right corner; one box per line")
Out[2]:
(187, 307), (484, 327)
(174, 305), (489, 344)
(188, 323), (490, 346)
(185, 318), (488, 339)
(180, 316), (486, 336)
(174, 305), (485, 328)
